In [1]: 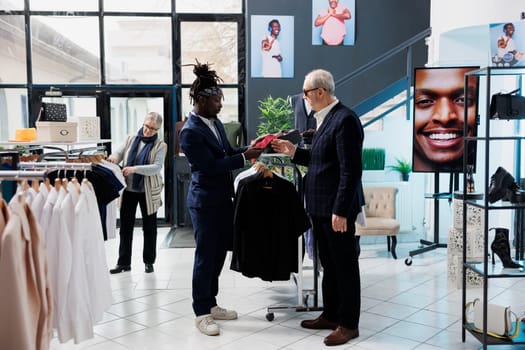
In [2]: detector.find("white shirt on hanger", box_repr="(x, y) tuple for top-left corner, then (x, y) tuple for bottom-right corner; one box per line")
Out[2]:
(76, 181), (112, 323)
(31, 182), (49, 222)
(57, 186), (93, 344)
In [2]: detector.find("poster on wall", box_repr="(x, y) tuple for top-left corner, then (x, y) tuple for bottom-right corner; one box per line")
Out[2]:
(312, 0), (355, 46)
(250, 15), (294, 78)
(489, 20), (525, 67)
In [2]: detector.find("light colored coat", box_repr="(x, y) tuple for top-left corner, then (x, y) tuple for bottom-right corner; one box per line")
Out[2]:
(0, 199), (52, 350)
(115, 136), (167, 215)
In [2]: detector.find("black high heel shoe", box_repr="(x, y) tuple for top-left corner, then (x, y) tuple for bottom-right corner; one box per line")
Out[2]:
(488, 167), (517, 203)
(490, 227), (522, 268)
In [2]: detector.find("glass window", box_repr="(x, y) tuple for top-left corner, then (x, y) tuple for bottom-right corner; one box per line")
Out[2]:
(104, 0), (170, 13)
(180, 21), (238, 84)
(29, 0), (97, 11)
(0, 15), (27, 83)
(0, 0), (23, 11)
(176, 0), (241, 13)
(0, 88), (28, 141)
(31, 16), (100, 84)
(104, 16), (172, 84)
(181, 87), (238, 124)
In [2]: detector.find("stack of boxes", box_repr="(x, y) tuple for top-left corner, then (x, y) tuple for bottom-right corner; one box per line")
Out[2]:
(36, 116), (100, 142)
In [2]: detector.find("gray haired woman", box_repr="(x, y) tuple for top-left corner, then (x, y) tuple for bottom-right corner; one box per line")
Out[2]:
(108, 112), (167, 274)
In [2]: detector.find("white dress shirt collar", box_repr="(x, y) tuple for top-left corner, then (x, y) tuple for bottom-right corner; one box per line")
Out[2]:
(314, 98), (339, 130)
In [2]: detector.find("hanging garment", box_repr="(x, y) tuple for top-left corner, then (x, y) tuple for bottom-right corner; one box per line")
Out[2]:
(31, 182), (49, 220)
(0, 199), (52, 350)
(56, 186), (93, 344)
(98, 160), (126, 240)
(46, 186), (72, 332)
(22, 199), (53, 350)
(76, 181), (112, 324)
(46, 167), (124, 240)
(39, 186), (58, 241)
(231, 171), (311, 281)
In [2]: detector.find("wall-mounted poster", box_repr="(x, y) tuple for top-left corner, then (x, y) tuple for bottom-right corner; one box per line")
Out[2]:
(490, 20), (525, 67)
(251, 15), (294, 78)
(312, 0), (355, 46)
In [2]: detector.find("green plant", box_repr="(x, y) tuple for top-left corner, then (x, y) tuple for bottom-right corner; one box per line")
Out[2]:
(387, 158), (412, 178)
(362, 148), (385, 170)
(256, 95), (294, 136)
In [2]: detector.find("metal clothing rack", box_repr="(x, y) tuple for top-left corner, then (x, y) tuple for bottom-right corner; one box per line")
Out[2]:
(258, 153), (323, 321)
(0, 170), (47, 198)
(0, 170), (47, 181)
(18, 161), (93, 171)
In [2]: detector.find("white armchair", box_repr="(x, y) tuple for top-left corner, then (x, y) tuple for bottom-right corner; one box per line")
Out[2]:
(355, 187), (400, 259)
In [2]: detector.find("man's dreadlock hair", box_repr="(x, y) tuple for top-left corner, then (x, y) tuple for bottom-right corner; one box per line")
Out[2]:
(185, 59), (224, 105)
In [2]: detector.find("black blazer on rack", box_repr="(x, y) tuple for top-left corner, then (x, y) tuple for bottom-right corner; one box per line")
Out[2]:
(231, 171), (311, 281)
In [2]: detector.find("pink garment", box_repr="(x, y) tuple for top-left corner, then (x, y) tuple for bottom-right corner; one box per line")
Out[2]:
(0, 199), (52, 350)
(319, 5), (347, 45)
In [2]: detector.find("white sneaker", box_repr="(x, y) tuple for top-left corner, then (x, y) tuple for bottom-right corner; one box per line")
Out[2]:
(195, 314), (220, 336)
(211, 305), (238, 320)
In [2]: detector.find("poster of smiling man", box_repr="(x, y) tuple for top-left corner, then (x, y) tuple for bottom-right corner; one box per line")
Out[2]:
(490, 20), (525, 67)
(251, 15), (294, 78)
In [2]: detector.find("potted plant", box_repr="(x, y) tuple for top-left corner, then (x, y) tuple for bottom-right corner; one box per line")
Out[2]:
(256, 95), (294, 136)
(387, 158), (412, 181)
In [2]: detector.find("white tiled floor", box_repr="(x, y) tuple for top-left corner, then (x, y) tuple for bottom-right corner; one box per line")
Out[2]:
(49, 228), (525, 349)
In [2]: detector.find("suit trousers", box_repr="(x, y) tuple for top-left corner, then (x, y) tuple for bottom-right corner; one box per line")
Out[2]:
(311, 215), (361, 329)
(117, 190), (158, 266)
(188, 202), (233, 316)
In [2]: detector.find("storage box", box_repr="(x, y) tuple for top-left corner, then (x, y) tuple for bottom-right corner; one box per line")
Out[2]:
(36, 121), (78, 142)
(69, 116), (100, 141)
(12, 128), (37, 142)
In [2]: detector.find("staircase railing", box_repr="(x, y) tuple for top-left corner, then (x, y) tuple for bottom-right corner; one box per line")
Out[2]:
(336, 27), (432, 123)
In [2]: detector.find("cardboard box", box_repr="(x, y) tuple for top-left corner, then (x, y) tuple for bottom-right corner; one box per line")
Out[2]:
(69, 116), (100, 141)
(36, 121), (78, 142)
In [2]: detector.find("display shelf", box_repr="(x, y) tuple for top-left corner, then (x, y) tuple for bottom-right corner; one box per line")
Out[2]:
(461, 66), (525, 349)
(468, 66), (525, 76)
(0, 139), (111, 147)
(464, 261), (525, 277)
(465, 199), (525, 210)
(465, 323), (525, 345)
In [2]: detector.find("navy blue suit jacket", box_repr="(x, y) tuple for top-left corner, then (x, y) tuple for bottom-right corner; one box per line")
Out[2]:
(180, 113), (247, 207)
(293, 102), (364, 220)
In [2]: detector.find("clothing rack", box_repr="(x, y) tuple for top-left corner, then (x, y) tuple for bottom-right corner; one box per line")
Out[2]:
(258, 153), (323, 321)
(0, 170), (47, 181)
(0, 170), (47, 197)
(18, 162), (93, 171)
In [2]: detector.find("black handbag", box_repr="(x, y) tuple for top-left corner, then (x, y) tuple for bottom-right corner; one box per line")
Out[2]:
(490, 89), (525, 120)
(38, 102), (67, 122)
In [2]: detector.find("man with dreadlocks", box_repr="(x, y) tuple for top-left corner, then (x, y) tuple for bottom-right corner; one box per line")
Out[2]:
(179, 60), (263, 336)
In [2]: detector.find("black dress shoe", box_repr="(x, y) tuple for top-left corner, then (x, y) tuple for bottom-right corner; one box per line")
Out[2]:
(145, 264), (154, 273)
(109, 265), (131, 274)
